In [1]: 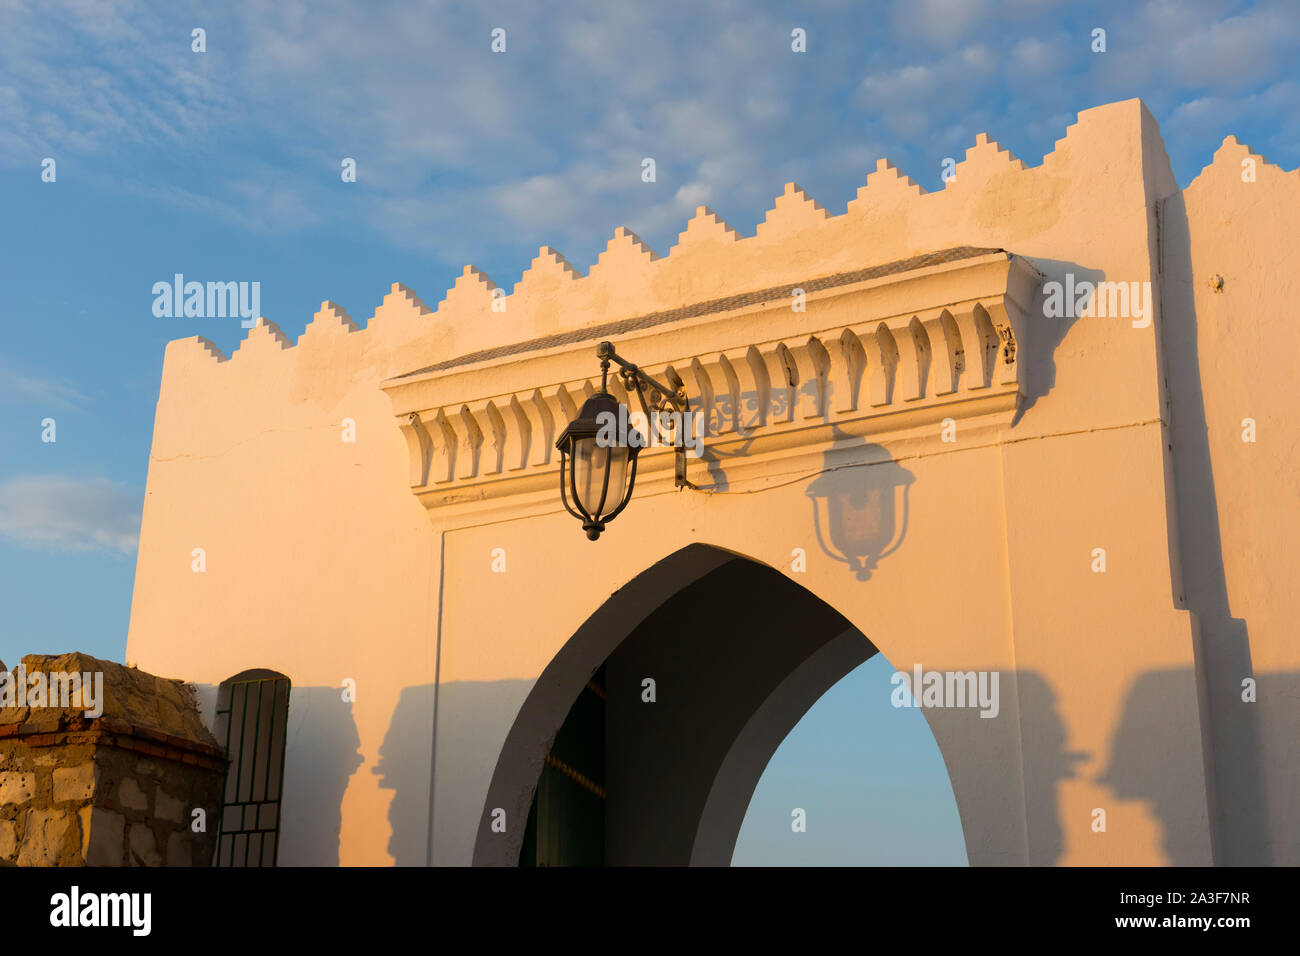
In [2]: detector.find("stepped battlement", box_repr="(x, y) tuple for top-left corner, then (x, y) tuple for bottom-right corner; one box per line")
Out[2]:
(159, 99), (1296, 401)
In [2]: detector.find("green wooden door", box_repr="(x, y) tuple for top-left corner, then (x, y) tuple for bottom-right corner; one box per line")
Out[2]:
(520, 668), (606, 866)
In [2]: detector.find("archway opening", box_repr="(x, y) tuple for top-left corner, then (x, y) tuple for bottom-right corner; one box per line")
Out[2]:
(732, 652), (969, 865)
(489, 548), (963, 866)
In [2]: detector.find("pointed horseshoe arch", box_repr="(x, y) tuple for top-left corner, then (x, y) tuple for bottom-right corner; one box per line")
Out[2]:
(471, 543), (960, 866)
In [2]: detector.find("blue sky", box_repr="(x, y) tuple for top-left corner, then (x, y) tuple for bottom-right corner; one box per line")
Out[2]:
(0, 0), (1296, 862)
(735, 654), (967, 865)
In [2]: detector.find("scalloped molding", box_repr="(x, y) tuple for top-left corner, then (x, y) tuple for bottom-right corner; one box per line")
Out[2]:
(382, 249), (1041, 523)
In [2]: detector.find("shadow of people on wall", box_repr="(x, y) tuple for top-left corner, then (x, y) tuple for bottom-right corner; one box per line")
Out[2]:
(1015, 671), (1089, 864)
(277, 684), (364, 866)
(913, 667), (1085, 865)
(1097, 669), (1219, 865)
(373, 683), (437, 866)
(1099, 667), (1300, 866)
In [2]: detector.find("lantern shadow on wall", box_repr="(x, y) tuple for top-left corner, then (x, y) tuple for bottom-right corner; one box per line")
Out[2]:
(805, 439), (914, 582)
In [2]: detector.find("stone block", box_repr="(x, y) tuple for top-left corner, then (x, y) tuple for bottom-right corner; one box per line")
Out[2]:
(53, 763), (96, 802)
(0, 771), (35, 806)
(128, 824), (162, 866)
(156, 698), (183, 734)
(118, 777), (149, 811)
(154, 787), (184, 824)
(17, 808), (73, 866)
(2, 652), (226, 866)
(0, 819), (16, 859)
(80, 806), (126, 866)
(14, 652), (220, 749)
(166, 831), (191, 866)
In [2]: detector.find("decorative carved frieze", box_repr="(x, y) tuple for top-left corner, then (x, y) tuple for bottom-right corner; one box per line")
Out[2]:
(382, 248), (1041, 516)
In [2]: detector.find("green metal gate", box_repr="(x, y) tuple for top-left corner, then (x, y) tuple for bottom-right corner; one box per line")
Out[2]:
(214, 676), (290, 866)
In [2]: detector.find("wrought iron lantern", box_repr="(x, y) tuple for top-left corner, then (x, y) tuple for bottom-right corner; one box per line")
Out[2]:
(806, 459), (913, 579)
(556, 341), (691, 540)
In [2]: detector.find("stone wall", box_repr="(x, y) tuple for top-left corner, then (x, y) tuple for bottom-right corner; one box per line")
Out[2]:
(0, 652), (226, 866)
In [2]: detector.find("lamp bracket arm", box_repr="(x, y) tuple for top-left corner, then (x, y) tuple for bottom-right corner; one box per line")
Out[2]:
(597, 342), (688, 412)
(597, 341), (693, 492)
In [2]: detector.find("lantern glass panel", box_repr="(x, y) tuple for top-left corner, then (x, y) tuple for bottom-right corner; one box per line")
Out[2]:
(571, 437), (631, 518)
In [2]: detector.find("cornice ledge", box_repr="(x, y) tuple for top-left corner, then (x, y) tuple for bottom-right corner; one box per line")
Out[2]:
(382, 249), (1042, 516)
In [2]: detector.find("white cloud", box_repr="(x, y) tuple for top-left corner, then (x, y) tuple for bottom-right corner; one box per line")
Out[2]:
(892, 0), (990, 46)
(860, 64), (938, 103)
(744, 95), (788, 123)
(0, 357), (89, 410)
(672, 181), (713, 210)
(1098, 2), (1300, 97)
(1010, 36), (1066, 75)
(1167, 10), (1298, 88)
(1163, 81), (1300, 163)
(0, 476), (140, 555)
(0, 1), (232, 159)
(1, 0), (1296, 277)
(493, 174), (586, 230)
(856, 44), (998, 141)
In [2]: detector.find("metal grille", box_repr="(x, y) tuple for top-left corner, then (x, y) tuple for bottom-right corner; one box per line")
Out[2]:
(214, 676), (290, 867)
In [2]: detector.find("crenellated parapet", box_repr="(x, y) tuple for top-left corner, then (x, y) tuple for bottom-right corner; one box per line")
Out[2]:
(160, 101), (1196, 400)
(162, 100), (1173, 393)
(155, 97), (1297, 466)
(1183, 134), (1300, 195)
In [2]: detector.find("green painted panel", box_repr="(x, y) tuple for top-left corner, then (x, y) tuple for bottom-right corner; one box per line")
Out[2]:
(520, 668), (606, 866)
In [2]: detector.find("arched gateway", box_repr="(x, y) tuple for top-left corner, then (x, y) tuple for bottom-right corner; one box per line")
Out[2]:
(126, 100), (1300, 866)
(476, 546), (879, 867)
(388, 244), (1069, 867)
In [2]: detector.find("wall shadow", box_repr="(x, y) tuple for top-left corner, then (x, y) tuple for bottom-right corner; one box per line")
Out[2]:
(467, 549), (1094, 867)
(1099, 669), (1298, 866)
(1012, 257), (1096, 423)
(374, 683), (437, 866)
(445, 581), (1289, 867)
(908, 667), (1083, 866)
(699, 435), (756, 492)
(1159, 192), (1267, 865)
(1017, 671), (1089, 864)
(701, 430), (917, 584)
(805, 434), (913, 582)
(276, 685), (363, 866)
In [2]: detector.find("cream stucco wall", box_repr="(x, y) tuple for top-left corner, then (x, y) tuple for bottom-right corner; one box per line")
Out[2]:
(1162, 137), (1300, 865)
(125, 98), (1295, 865)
